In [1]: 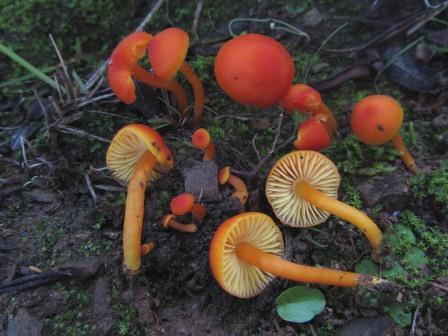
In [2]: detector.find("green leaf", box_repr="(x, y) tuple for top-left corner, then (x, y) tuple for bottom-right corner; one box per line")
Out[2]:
(275, 286), (325, 323)
(385, 303), (412, 327)
(355, 259), (379, 275)
(403, 247), (427, 267)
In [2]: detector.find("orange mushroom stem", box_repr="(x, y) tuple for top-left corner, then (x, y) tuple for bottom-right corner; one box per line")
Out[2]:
(192, 128), (215, 161)
(218, 167), (248, 205)
(351, 95), (419, 174)
(391, 134), (419, 174)
(170, 192), (207, 221)
(280, 84), (337, 133)
(180, 63), (205, 128)
(162, 214), (198, 233)
(107, 32), (188, 113)
(294, 114), (332, 151)
(236, 242), (382, 287)
(296, 180), (383, 258)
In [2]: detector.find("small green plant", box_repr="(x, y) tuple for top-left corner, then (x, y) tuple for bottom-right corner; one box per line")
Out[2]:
(275, 286), (326, 323)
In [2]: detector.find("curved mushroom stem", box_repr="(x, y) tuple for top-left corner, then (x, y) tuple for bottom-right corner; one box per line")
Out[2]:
(141, 242), (156, 255)
(180, 63), (205, 128)
(227, 175), (248, 206)
(123, 151), (158, 273)
(391, 134), (419, 174)
(165, 218), (198, 233)
(295, 180), (383, 259)
(202, 142), (216, 161)
(236, 242), (386, 287)
(132, 65), (189, 116)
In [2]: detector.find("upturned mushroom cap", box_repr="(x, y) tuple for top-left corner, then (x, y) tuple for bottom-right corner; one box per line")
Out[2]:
(209, 212), (284, 298)
(266, 151), (340, 227)
(107, 32), (153, 104)
(280, 84), (322, 113)
(191, 128), (211, 149)
(214, 34), (295, 107)
(148, 27), (189, 81)
(218, 166), (231, 184)
(351, 95), (404, 145)
(170, 193), (195, 216)
(106, 124), (174, 183)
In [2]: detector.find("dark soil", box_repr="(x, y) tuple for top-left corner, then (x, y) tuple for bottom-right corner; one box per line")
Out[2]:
(1, 1), (447, 335)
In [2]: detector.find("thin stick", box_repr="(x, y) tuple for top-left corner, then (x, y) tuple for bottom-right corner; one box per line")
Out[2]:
(49, 34), (77, 99)
(411, 305), (422, 336)
(93, 184), (126, 192)
(85, 0), (165, 90)
(192, 1), (204, 41)
(83, 172), (97, 202)
(55, 125), (111, 143)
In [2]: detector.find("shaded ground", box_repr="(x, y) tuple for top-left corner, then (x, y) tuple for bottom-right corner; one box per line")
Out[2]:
(1, 0), (448, 335)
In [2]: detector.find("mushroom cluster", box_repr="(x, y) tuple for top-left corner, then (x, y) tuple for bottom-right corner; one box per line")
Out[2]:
(108, 28), (205, 127)
(101, 29), (418, 308)
(214, 34), (336, 151)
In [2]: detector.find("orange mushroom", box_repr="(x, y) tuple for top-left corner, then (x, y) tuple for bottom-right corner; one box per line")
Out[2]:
(265, 151), (383, 259)
(148, 28), (205, 127)
(107, 32), (188, 112)
(192, 128), (215, 161)
(214, 34), (336, 132)
(170, 192), (207, 221)
(293, 114), (332, 151)
(106, 124), (174, 273)
(209, 212), (387, 298)
(218, 166), (248, 206)
(280, 84), (337, 134)
(162, 214), (198, 233)
(351, 95), (419, 174)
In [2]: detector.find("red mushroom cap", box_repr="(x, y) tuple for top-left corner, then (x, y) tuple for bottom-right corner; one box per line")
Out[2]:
(351, 95), (404, 145)
(170, 193), (195, 216)
(214, 34), (295, 107)
(294, 116), (332, 151)
(107, 32), (152, 104)
(192, 128), (211, 149)
(148, 27), (189, 81)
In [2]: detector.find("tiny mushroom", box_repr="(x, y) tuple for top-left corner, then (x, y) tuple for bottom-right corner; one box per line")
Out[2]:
(214, 34), (336, 132)
(192, 128), (215, 161)
(107, 32), (188, 112)
(293, 114), (332, 151)
(162, 214), (198, 233)
(148, 27), (205, 127)
(170, 192), (207, 221)
(218, 166), (248, 206)
(106, 124), (174, 273)
(209, 212), (387, 298)
(265, 151), (383, 259)
(351, 95), (419, 174)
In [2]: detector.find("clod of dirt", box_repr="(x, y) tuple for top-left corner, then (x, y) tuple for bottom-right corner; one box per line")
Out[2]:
(335, 315), (396, 336)
(56, 257), (102, 280)
(91, 277), (114, 336)
(6, 309), (42, 336)
(183, 159), (219, 201)
(303, 8), (322, 27)
(357, 173), (409, 210)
